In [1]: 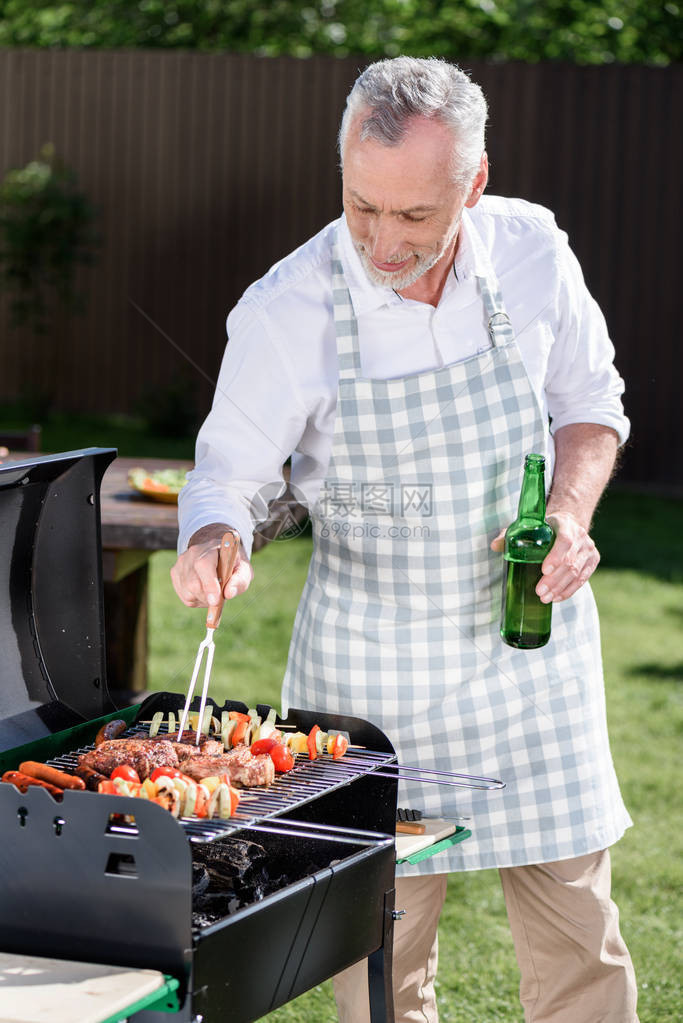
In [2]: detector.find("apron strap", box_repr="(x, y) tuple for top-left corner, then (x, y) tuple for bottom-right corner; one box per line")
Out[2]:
(332, 239), (362, 380)
(332, 226), (517, 380)
(476, 273), (516, 349)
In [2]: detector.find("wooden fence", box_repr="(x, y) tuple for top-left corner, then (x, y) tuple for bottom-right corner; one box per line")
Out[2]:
(0, 49), (680, 488)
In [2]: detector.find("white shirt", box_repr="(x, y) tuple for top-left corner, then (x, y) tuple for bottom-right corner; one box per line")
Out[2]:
(178, 195), (630, 557)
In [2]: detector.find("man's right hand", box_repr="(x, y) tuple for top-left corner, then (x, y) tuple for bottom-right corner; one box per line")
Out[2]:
(170, 523), (254, 609)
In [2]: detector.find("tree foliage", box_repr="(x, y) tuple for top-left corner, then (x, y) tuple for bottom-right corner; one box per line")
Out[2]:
(0, 0), (679, 65)
(0, 144), (98, 331)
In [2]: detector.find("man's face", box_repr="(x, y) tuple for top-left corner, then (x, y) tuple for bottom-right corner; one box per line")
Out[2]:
(342, 114), (484, 292)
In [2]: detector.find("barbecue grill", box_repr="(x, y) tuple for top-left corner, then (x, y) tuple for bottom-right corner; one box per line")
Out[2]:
(0, 449), (490, 1022)
(0, 449), (407, 1022)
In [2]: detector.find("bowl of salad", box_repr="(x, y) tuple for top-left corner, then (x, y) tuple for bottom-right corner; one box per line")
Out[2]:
(127, 466), (189, 503)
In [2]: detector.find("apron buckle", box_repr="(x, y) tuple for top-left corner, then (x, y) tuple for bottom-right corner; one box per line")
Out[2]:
(488, 310), (512, 345)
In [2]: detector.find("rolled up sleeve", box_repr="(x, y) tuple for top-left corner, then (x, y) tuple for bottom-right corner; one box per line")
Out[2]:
(545, 236), (630, 446)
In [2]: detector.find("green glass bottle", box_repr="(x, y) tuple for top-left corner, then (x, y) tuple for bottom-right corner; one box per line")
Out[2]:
(500, 453), (555, 649)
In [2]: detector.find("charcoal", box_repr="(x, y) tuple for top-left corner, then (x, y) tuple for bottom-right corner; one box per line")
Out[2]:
(191, 837), (289, 927)
(191, 861), (210, 897)
(190, 834), (337, 928)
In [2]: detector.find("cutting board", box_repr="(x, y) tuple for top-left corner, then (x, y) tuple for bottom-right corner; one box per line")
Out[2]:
(395, 817), (457, 859)
(0, 952), (165, 1023)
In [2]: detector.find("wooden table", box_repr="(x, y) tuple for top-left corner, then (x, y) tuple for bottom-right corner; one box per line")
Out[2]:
(100, 456), (185, 554)
(99, 456), (191, 697)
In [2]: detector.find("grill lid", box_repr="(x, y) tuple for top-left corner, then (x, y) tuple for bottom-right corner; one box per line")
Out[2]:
(0, 448), (116, 752)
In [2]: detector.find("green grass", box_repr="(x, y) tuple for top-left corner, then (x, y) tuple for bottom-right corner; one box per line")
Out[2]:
(146, 488), (683, 1023)
(148, 536), (310, 706)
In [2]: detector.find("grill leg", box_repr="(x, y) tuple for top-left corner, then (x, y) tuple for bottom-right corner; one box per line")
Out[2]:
(367, 887), (395, 1023)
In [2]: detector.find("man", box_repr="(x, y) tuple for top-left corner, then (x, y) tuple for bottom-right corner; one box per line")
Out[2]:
(172, 57), (638, 1022)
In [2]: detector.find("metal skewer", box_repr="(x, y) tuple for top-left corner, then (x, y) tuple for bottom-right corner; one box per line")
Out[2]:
(178, 531), (240, 744)
(368, 771), (503, 790)
(341, 755), (505, 791)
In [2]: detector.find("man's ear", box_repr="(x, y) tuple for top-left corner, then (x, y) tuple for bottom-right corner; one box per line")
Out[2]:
(465, 152), (489, 208)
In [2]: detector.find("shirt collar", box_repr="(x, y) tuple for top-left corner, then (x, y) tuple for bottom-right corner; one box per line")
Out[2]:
(453, 207), (493, 282)
(337, 207), (494, 315)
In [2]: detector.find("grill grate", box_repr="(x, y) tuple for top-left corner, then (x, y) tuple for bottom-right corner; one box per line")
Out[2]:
(47, 723), (397, 844)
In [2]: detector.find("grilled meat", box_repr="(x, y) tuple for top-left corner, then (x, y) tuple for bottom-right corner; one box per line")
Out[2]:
(148, 731), (224, 759)
(179, 747), (275, 788)
(78, 739), (179, 782)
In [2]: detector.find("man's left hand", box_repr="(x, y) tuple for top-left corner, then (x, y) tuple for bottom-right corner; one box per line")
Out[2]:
(490, 511), (600, 603)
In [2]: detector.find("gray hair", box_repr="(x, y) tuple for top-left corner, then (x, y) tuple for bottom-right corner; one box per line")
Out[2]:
(338, 57), (488, 190)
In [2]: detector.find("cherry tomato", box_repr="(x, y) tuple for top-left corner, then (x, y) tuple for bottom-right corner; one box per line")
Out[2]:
(150, 766), (182, 782)
(97, 779), (117, 794)
(111, 765), (141, 784)
(270, 744), (295, 773)
(251, 737), (278, 756)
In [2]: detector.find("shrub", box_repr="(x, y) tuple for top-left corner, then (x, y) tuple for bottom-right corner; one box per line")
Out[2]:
(0, 143), (98, 332)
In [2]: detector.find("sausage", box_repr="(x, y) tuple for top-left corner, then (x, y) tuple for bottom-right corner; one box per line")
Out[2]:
(19, 761), (86, 791)
(2, 770), (64, 798)
(95, 719), (127, 746)
(76, 763), (109, 791)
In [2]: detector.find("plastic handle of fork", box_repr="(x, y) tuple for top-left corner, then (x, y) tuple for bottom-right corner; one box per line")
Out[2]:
(206, 530), (240, 629)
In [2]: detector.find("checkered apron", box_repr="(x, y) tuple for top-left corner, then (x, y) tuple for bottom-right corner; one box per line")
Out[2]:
(282, 232), (632, 873)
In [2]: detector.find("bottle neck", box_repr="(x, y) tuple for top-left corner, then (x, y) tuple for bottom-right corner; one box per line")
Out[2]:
(516, 463), (546, 521)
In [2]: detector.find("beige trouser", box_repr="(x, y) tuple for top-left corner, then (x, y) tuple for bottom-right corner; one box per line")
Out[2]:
(332, 850), (638, 1023)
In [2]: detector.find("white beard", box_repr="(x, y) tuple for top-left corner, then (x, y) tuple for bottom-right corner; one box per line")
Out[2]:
(353, 218), (461, 293)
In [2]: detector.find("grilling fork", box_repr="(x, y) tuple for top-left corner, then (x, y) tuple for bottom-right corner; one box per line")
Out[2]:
(178, 530), (240, 744)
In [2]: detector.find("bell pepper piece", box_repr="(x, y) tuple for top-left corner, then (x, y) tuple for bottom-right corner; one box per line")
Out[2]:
(199, 775), (221, 795)
(307, 725), (320, 761)
(231, 719), (249, 746)
(194, 784), (210, 818)
(332, 734), (349, 759)
(286, 732), (308, 754)
(251, 737), (278, 756)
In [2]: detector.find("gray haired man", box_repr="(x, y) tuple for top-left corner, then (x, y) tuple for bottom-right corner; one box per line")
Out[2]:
(173, 57), (638, 1022)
